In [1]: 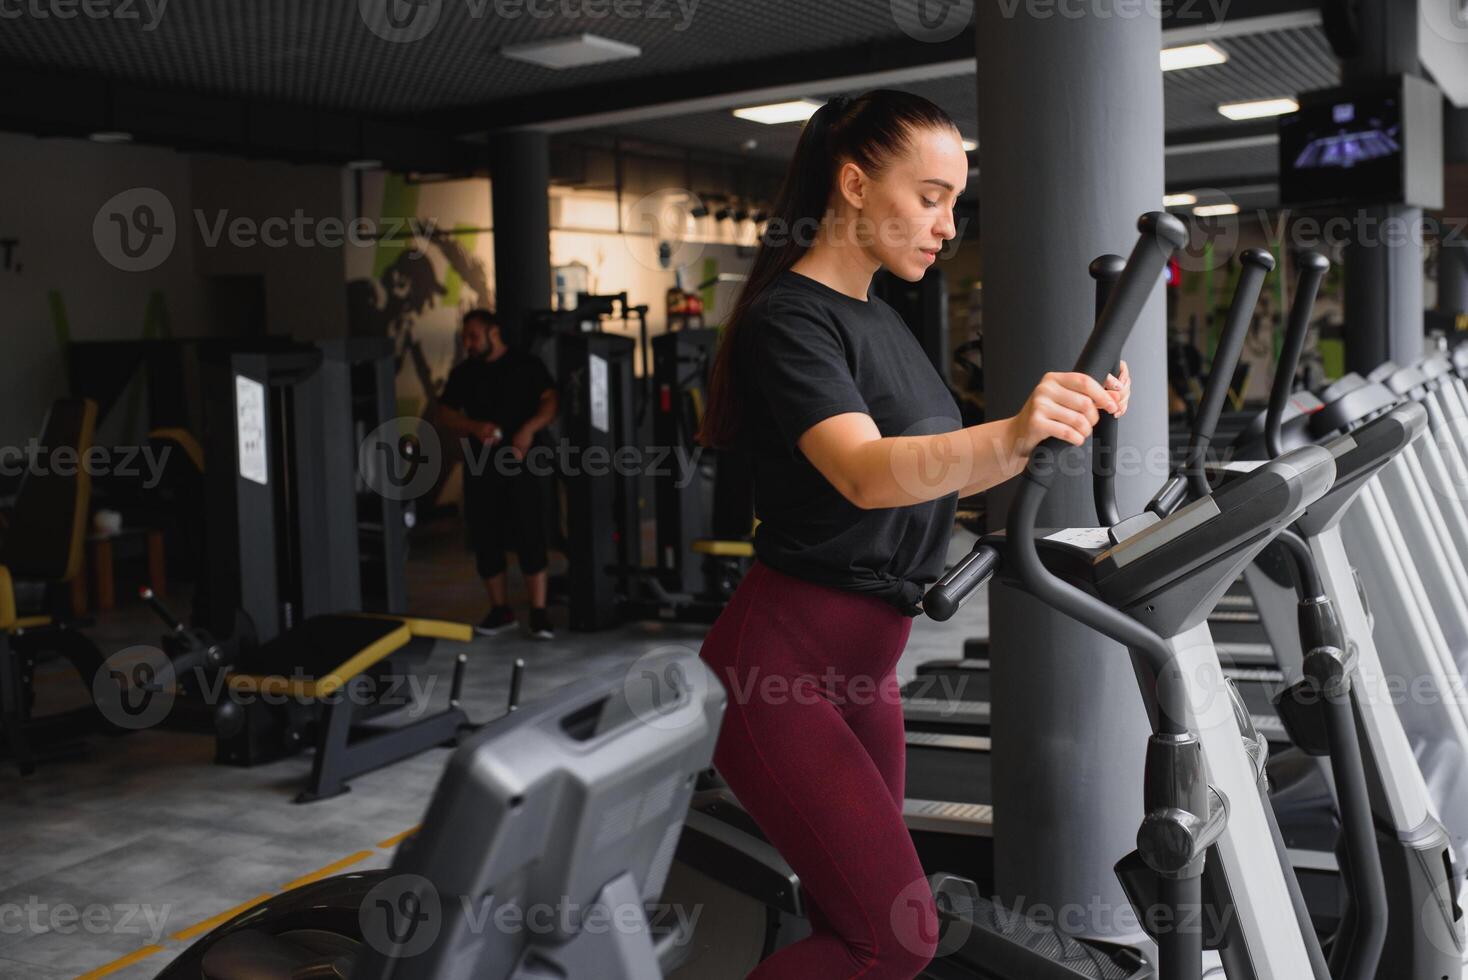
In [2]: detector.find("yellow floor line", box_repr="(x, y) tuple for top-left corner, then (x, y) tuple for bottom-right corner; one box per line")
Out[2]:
(72, 827), (411, 978)
(280, 850), (375, 891)
(377, 825), (420, 850)
(169, 893), (274, 943)
(72, 944), (164, 978)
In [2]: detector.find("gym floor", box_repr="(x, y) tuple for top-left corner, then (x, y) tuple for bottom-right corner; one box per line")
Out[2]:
(0, 524), (983, 979)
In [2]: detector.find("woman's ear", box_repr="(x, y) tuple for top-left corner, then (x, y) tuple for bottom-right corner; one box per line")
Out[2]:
(834, 160), (867, 211)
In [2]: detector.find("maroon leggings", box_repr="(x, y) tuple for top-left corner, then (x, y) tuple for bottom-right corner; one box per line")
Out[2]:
(698, 560), (939, 979)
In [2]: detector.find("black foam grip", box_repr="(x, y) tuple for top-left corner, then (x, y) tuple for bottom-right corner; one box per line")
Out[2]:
(924, 544), (1001, 622)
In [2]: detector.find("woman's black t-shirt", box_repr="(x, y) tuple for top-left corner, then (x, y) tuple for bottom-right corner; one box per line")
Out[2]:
(738, 269), (963, 615)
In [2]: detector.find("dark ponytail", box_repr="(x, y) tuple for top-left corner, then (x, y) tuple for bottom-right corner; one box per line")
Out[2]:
(699, 89), (959, 449)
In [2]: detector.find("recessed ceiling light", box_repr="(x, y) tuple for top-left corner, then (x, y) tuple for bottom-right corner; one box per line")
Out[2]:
(1194, 202), (1240, 217)
(1161, 43), (1228, 72)
(1218, 98), (1299, 121)
(961, 138), (978, 152)
(732, 100), (821, 125)
(501, 33), (641, 70)
(1163, 192), (1198, 206)
(89, 131), (133, 144)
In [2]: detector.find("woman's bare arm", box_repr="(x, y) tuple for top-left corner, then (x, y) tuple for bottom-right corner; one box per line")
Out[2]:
(798, 368), (1127, 511)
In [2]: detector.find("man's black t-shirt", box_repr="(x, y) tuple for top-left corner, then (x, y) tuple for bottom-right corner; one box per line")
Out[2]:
(738, 270), (962, 615)
(439, 349), (556, 470)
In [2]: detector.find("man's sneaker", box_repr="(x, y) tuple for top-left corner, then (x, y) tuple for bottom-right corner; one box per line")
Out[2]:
(529, 608), (555, 641)
(476, 606), (517, 636)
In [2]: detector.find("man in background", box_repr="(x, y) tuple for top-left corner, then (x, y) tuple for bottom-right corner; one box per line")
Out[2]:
(437, 309), (558, 639)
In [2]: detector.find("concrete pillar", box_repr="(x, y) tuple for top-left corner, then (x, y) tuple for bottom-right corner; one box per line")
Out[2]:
(490, 130), (552, 345)
(1342, 0), (1425, 371)
(976, 2), (1167, 946)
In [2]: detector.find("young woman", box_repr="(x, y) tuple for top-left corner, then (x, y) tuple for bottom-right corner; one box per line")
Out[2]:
(697, 90), (1130, 979)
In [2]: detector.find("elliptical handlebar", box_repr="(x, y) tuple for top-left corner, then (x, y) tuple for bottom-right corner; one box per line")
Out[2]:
(921, 544), (1001, 622)
(1182, 247), (1276, 500)
(921, 212), (1186, 627)
(1266, 251), (1330, 459)
(1007, 211), (1192, 730)
(1090, 254), (1127, 528)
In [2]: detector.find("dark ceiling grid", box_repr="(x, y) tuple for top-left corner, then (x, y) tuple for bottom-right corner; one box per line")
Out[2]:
(590, 71), (983, 163)
(1162, 26), (1339, 132)
(1165, 143), (1279, 188)
(0, 0), (933, 112)
(0, 0), (1338, 195)
(587, 26), (1341, 164)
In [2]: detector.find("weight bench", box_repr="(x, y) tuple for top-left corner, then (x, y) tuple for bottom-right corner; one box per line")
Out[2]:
(0, 398), (111, 776)
(221, 613), (474, 803)
(690, 538), (754, 559)
(1, 569), (110, 775)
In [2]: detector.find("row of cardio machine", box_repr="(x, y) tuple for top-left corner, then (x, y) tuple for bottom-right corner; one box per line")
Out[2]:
(894, 234), (1468, 976)
(151, 213), (1465, 980)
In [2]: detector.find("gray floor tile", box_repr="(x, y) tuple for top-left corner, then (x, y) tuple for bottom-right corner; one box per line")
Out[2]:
(1, 523), (987, 970)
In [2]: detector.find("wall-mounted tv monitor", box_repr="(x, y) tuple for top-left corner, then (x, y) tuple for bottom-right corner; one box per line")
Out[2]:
(1279, 75), (1443, 210)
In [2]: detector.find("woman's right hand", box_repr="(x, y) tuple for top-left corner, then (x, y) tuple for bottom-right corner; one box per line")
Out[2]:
(1007, 372), (1121, 457)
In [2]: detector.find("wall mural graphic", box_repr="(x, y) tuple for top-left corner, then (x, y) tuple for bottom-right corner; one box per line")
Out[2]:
(345, 174), (497, 513)
(345, 175), (495, 417)
(347, 232), (493, 420)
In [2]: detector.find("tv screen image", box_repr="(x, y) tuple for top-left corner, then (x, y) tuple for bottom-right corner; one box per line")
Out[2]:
(1291, 98), (1402, 170)
(1279, 90), (1407, 207)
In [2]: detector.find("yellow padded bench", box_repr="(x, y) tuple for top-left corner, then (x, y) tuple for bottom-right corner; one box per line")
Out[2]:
(219, 612), (474, 803)
(691, 539), (755, 559)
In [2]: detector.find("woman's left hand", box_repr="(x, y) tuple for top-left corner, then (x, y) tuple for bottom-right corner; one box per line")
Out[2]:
(1105, 360), (1131, 418)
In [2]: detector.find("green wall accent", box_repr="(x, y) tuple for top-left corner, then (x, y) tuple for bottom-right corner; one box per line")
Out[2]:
(441, 225), (479, 306)
(371, 174), (423, 279)
(142, 289), (171, 339)
(699, 256), (718, 321)
(1319, 339), (1345, 380)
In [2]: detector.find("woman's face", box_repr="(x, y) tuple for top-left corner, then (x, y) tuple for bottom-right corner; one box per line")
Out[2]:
(839, 125), (967, 282)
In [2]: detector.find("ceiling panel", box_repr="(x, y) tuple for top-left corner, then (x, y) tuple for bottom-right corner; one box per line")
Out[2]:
(1163, 25), (1339, 131)
(0, 0), (933, 113)
(584, 25), (1339, 191)
(0, 1), (1339, 193)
